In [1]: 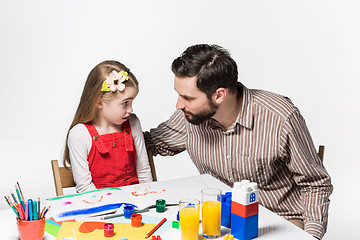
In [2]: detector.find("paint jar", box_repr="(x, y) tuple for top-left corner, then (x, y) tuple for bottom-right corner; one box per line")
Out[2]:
(123, 205), (135, 219)
(16, 218), (45, 240)
(131, 213), (142, 227)
(156, 199), (166, 213)
(104, 223), (114, 237)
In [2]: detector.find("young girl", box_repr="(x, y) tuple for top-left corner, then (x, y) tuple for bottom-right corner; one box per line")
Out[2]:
(63, 60), (152, 192)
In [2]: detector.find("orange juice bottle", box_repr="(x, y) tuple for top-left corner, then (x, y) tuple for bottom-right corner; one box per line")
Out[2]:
(202, 200), (221, 237)
(180, 207), (200, 240)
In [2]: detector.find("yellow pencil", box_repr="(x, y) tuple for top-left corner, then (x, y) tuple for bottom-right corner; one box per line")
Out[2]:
(39, 207), (46, 219)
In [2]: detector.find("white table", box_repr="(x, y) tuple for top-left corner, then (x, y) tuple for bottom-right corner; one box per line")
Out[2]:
(0, 174), (315, 239)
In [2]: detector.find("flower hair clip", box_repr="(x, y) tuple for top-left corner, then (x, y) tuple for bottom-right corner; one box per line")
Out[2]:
(101, 70), (129, 92)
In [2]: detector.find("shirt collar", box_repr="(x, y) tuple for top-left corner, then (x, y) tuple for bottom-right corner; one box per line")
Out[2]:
(235, 84), (254, 130)
(209, 83), (254, 131)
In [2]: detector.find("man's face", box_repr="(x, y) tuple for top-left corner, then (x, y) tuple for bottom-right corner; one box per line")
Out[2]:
(174, 76), (218, 125)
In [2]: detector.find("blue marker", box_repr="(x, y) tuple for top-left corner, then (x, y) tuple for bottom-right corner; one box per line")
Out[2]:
(28, 199), (33, 221)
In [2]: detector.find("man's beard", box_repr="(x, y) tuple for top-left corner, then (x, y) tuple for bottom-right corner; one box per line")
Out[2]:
(182, 100), (218, 125)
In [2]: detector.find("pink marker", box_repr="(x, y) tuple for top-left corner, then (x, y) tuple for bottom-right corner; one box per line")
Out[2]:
(24, 202), (28, 221)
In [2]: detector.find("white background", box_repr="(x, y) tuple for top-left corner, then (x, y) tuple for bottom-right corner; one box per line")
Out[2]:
(0, 1), (359, 239)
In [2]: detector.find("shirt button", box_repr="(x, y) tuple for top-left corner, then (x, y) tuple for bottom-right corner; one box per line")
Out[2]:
(227, 155), (230, 159)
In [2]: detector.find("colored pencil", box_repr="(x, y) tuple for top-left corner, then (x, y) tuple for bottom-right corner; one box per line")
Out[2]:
(7, 195), (18, 210)
(15, 186), (22, 205)
(16, 182), (25, 202)
(4, 196), (20, 219)
(20, 200), (25, 214)
(40, 207), (45, 219)
(16, 182), (26, 212)
(38, 198), (41, 219)
(145, 218), (167, 238)
(42, 206), (50, 219)
(6, 195), (14, 207)
(39, 207), (46, 219)
(10, 190), (18, 205)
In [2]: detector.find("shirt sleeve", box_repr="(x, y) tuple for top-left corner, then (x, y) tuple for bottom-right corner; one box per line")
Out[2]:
(129, 114), (153, 183)
(280, 110), (333, 239)
(68, 124), (97, 193)
(144, 109), (187, 156)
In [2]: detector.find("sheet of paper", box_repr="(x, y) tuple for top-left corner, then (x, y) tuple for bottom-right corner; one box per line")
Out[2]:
(108, 214), (172, 235)
(45, 188), (135, 221)
(122, 177), (209, 209)
(45, 219), (61, 237)
(75, 209), (173, 235)
(55, 222), (155, 240)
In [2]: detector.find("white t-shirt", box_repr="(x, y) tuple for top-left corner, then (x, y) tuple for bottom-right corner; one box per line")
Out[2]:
(68, 113), (153, 192)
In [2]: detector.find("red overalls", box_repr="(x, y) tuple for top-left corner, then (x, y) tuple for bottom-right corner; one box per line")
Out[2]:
(84, 120), (139, 189)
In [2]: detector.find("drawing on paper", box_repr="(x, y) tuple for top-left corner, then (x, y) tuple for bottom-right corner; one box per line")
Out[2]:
(45, 188), (134, 221)
(130, 185), (165, 197)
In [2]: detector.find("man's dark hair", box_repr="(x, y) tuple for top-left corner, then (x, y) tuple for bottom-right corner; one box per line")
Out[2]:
(171, 44), (238, 99)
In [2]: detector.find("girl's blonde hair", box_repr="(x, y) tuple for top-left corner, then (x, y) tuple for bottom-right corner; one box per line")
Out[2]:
(63, 60), (138, 167)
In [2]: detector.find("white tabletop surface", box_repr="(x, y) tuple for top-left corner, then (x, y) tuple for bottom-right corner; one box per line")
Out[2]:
(0, 174), (315, 240)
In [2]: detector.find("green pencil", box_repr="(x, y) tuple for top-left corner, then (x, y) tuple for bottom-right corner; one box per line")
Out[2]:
(15, 186), (22, 205)
(17, 182), (25, 202)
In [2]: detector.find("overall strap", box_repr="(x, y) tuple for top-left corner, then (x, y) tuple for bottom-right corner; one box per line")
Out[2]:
(84, 122), (109, 154)
(122, 120), (134, 152)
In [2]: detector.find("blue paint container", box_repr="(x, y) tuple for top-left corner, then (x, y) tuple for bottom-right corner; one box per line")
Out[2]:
(123, 205), (135, 219)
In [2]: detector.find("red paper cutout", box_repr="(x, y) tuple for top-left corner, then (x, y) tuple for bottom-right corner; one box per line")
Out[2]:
(78, 222), (105, 233)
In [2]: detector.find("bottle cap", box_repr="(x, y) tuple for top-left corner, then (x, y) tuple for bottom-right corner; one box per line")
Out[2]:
(104, 223), (114, 237)
(131, 213), (142, 228)
(156, 199), (166, 213)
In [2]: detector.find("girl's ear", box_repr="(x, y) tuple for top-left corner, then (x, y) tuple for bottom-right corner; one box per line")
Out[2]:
(213, 88), (227, 104)
(96, 99), (104, 109)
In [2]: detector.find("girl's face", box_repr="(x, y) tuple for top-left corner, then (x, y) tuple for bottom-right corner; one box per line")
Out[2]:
(98, 86), (139, 126)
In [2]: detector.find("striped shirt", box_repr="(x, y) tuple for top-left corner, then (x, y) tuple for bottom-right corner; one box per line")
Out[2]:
(145, 85), (333, 239)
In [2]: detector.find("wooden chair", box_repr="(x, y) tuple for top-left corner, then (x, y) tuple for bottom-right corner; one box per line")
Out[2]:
(51, 160), (75, 196)
(147, 149), (157, 181)
(317, 145), (325, 163)
(51, 149), (157, 196)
